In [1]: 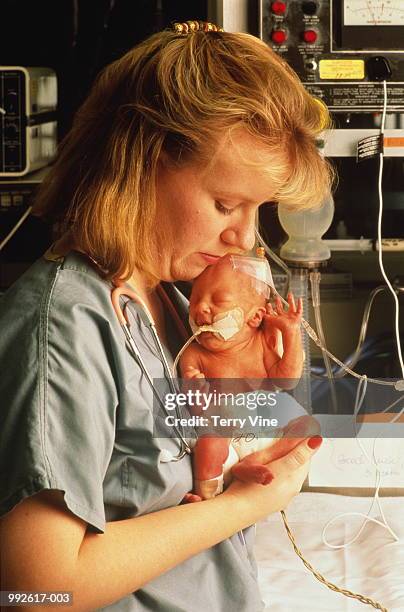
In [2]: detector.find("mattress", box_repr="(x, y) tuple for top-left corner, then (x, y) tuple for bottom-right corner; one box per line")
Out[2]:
(255, 493), (404, 611)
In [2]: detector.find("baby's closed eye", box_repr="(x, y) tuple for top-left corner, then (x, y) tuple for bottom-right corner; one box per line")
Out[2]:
(212, 291), (234, 304)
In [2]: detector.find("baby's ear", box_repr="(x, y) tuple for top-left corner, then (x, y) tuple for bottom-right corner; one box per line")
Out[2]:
(247, 307), (266, 328)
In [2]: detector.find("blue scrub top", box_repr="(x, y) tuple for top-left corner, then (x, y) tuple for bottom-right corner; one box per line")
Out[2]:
(0, 251), (265, 612)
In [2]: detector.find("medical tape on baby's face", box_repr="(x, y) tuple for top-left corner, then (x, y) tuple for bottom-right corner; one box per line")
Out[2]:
(229, 254), (274, 298)
(189, 307), (244, 341)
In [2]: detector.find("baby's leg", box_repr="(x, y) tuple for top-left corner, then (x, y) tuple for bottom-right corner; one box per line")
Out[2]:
(193, 436), (231, 499)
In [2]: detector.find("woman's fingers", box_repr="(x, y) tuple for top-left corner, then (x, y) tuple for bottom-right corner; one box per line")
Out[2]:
(269, 435), (322, 476)
(223, 434), (323, 520)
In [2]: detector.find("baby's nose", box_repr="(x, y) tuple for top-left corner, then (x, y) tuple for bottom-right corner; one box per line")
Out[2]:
(194, 302), (213, 326)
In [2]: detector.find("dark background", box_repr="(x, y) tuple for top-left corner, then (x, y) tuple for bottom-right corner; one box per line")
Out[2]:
(0, 0), (208, 139)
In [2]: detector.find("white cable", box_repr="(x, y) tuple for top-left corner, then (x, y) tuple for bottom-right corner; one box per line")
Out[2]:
(377, 80), (404, 378)
(0, 206), (32, 252)
(322, 375), (401, 549)
(321, 84), (403, 549)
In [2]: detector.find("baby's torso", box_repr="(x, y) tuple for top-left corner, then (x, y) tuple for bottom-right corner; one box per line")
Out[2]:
(199, 331), (278, 379)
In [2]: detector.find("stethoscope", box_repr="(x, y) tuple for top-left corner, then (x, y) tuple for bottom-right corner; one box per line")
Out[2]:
(111, 283), (193, 462)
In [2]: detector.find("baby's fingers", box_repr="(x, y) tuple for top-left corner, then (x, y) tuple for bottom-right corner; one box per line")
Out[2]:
(275, 296), (284, 315)
(266, 302), (275, 316)
(287, 292), (296, 312)
(182, 366), (205, 380)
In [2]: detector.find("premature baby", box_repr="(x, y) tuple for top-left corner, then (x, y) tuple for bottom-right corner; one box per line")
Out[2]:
(179, 254), (305, 500)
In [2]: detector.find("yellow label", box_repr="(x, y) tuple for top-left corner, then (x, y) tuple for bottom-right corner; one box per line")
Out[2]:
(319, 60), (365, 80)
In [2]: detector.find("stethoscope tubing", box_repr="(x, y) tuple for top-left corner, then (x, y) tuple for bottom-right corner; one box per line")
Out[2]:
(111, 284), (192, 460)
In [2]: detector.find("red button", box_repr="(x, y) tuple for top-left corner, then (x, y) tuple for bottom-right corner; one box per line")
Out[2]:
(303, 29), (317, 43)
(271, 30), (287, 44)
(271, 1), (287, 14)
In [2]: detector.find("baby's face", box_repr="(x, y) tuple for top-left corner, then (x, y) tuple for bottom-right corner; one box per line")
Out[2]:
(189, 261), (262, 350)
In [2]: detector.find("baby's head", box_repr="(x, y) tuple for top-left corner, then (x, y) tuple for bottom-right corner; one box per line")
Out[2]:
(189, 254), (268, 350)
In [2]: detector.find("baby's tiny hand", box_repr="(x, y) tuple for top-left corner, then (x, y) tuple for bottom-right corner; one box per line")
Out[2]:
(182, 365), (206, 380)
(264, 293), (302, 335)
(180, 366), (210, 409)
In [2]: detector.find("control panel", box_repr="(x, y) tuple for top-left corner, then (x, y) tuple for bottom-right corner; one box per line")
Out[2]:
(260, 0), (404, 111)
(0, 67), (57, 176)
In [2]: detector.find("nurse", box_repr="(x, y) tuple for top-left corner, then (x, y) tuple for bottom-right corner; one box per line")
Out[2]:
(0, 22), (332, 611)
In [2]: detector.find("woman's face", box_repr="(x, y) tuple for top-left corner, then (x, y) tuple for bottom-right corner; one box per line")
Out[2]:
(154, 128), (280, 282)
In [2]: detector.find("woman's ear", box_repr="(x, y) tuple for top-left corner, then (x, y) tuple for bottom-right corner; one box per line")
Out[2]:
(247, 306), (266, 328)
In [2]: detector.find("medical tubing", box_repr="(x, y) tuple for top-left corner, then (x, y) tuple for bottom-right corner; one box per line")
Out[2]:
(310, 271), (339, 414)
(255, 229), (403, 389)
(280, 510), (388, 612)
(333, 285), (403, 378)
(290, 268), (311, 411)
(255, 227), (291, 298)
(331, 285), (389, 378)
(322, 375), (400, 551)
(270, 287), (401, 388)
(377, 81), (404, 379)
(0, 205), (33, 252)
(173, 332), (201, 376)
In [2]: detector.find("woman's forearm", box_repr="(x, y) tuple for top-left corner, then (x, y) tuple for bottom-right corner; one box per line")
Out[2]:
(74, 493), (252, 610)
(2, 437), (316, 612)
(2, 489), (259, 612)
(74, 459), (311, 610)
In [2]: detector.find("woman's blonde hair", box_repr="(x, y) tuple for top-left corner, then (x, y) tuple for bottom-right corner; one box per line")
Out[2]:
(33, 28), (334, 284)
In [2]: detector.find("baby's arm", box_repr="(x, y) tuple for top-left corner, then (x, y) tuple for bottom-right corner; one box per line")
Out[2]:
(263, 293), (303, 388)
(179, 343), (206, 380)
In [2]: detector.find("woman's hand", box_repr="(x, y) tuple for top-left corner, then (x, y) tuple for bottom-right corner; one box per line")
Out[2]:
(223, 422), (322, 523)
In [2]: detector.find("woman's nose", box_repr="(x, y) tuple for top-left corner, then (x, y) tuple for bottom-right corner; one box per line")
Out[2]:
(220, 211), (256, 252)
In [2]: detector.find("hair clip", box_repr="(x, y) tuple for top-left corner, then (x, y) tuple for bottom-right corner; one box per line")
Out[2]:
(172, 20), (224, 34)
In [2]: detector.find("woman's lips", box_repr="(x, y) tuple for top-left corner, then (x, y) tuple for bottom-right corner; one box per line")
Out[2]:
(199, 253), (221, 265)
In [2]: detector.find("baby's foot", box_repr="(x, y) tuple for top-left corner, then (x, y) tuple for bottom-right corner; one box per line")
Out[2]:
(232, 461), (274, 485)
(181, 492), (203, 504)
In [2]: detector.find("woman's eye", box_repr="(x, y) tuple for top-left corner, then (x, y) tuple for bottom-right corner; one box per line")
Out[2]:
(215, 201), (233, 216)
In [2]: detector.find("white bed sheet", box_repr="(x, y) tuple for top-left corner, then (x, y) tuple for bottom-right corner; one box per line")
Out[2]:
(254, 493), (404, 612)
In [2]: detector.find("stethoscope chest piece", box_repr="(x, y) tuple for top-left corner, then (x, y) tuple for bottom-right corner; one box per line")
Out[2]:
(160, 447), (191, 463)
